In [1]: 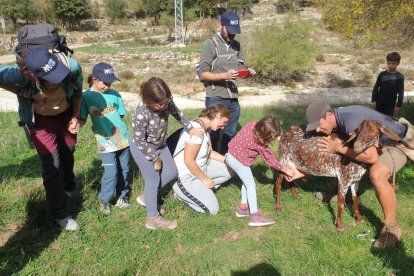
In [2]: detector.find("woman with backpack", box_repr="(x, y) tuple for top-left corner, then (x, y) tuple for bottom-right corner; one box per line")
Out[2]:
(0, 47), (83, 231)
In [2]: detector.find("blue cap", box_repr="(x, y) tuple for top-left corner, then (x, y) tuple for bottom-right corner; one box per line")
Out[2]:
(92, 62), (119, 84)
(220, 11), (241, 34)
(24, 48), (70, 84)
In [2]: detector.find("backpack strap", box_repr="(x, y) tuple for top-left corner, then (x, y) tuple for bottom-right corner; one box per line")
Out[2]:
(210, 37), (220, 73)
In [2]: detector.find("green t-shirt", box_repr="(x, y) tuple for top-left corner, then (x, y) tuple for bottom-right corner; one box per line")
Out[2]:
(80, 88), (129, 153)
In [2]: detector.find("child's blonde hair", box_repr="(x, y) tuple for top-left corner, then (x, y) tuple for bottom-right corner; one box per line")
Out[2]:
(253, 116), (281, 146)
(140, 77), (172, 106)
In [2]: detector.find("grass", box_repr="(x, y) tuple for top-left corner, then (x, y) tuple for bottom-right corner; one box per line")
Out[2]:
(1, 104), (414, 275)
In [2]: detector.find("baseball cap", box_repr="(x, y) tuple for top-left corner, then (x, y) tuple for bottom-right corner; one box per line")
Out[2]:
(306, 100), (332, 131)
(220, 11), (241, 34)
(24, 48), (70, 84)
(92, 62), (119, 84)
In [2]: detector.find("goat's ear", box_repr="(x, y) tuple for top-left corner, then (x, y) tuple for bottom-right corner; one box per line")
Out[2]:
(380, 126), (401, 141)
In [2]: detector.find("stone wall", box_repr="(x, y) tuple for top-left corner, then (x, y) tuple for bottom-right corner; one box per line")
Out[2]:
(0, 35), (16, 52)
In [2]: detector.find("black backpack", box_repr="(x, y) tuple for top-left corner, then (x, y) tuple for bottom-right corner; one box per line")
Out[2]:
(14, 23), (74, 58)
(166, 127), (184, 156)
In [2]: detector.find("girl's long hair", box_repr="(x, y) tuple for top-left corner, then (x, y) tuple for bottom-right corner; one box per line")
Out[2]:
(253, 116), (281, 146)
(140, 77), (172, 106)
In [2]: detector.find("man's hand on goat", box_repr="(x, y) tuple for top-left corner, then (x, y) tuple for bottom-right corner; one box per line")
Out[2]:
(317, 136), (343, 153)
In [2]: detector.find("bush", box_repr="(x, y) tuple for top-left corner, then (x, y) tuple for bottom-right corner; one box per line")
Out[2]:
(321, 0), (414, 48)
(247, 18), (318, 84)
(118, 70), (135, 80)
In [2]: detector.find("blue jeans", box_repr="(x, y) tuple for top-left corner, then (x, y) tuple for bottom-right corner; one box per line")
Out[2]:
(205, 97), (240, 154)
(225, 153), (258, 213)
(99, 147), (130, 204)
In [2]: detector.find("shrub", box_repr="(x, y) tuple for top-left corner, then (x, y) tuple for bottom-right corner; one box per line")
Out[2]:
(118, 70), (135, 80)
(247, 18), (318, 84)
(321, 0), (414, 48)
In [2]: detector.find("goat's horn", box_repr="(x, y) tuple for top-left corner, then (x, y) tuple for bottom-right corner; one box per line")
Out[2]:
(346, 132), (357, 143)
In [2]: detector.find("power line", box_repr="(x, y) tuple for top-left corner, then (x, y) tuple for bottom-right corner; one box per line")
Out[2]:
(174, 0), (185, 45)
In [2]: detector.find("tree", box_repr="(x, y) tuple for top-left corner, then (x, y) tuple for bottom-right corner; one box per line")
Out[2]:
(52, 0), (91, 29)
(33, 0), (52, 23)
(0, 0), (37, 28)
(104, 0), (127, 23)
(142, 0), (168, 25)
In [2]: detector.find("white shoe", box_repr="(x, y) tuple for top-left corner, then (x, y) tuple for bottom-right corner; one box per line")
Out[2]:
(55, 216), (79, 231)
(116, 198), (130, 209)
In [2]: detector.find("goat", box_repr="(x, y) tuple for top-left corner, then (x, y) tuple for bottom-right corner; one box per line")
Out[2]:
(275, 120), (400, 230)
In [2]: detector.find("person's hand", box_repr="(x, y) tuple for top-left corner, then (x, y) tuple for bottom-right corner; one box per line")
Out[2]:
(371, 101), (376, 109)
(224, 70), (238, 80)
(395, 106), (401, 113)
(317, 136), (343, 153)
(189, 127), (204, 138)
(248, 68), (257, 76)
(281, 165), (295, 177)
(284, 169), (305, 182)
(153, 158), (163, 171)
(68, 117), (80, 134)
(201, 177), (215, 188)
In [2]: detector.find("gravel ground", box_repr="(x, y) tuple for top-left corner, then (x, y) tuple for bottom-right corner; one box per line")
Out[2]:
(2, 86), (414, 113)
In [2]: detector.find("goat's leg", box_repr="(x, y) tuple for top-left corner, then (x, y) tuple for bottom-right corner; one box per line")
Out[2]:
(275, 174), (283, 212)
(350, 183), (363, 222)
(290, 183), (299, 199)
(335, 183), (346, 230)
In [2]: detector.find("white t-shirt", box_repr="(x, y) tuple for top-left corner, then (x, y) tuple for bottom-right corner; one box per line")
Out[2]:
(173, 121), (211, 177)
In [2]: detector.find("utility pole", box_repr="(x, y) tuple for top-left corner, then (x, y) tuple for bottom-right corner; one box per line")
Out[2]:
(174, 0), (185, 45)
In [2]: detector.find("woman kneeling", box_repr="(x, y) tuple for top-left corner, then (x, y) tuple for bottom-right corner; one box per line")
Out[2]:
(172, 104), (234, 214)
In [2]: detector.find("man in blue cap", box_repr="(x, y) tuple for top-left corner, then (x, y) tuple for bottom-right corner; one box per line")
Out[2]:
(199, 10), (256, 154)
(0, 48), (83, 231)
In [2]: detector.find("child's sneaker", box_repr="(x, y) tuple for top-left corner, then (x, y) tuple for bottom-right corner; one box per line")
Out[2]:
(248, 211), (275, 227)
(236, 207), (250, 218)
(55, 216), (79, 231)
(100, 202), (111, 215)
(116, 198), (130, 208)
(136, 194), (165, 215)
(146, 214), (177, 230)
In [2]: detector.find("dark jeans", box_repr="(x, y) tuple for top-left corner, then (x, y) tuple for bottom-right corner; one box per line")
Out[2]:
(375, 103), (395, 117)
(31, 109), (77, 219)
(205, 97), (240, 154)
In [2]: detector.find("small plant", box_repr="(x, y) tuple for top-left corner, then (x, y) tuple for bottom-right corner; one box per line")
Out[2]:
(316, 53), (325, 62)
(118, 70), (135, 80)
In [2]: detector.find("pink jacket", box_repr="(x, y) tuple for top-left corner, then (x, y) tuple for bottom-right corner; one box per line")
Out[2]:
(228, 120), (283, 171)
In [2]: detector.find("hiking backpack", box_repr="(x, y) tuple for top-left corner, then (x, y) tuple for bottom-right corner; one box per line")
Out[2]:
(14, 23), (74, 58)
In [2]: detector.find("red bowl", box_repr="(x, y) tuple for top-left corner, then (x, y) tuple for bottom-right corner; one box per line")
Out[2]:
(237, 69), (250, 78)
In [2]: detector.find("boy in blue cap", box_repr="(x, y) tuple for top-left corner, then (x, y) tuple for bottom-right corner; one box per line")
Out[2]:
(80, 62), (130, 215)
(199, 10), (256, 154)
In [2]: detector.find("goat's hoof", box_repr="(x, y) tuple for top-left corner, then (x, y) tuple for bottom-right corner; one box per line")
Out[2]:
(276, 206), (282, 212)
(336, 224), (345, 231)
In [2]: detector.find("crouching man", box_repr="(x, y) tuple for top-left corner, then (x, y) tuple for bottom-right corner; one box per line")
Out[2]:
(305, 100), (414, 249)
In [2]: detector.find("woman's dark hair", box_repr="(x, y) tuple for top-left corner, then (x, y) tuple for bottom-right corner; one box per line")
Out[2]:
(140, 77), (172, 106)
(253, 116), (282, 146)
(199, 104), (232, 120)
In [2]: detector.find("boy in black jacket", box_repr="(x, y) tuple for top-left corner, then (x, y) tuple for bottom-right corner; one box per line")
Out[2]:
(371, 52), (404, 117)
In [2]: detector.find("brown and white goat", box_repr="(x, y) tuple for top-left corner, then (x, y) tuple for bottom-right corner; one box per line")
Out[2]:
(275, 120), (401, 230)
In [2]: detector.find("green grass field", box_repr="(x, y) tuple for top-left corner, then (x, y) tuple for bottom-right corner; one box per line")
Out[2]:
(1, 104), (414, 275)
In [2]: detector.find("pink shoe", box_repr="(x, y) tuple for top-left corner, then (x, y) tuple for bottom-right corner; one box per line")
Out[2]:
(236, 207), (250, 218)
(248, 211), (275, 227)
(146, 214), (177, 230)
